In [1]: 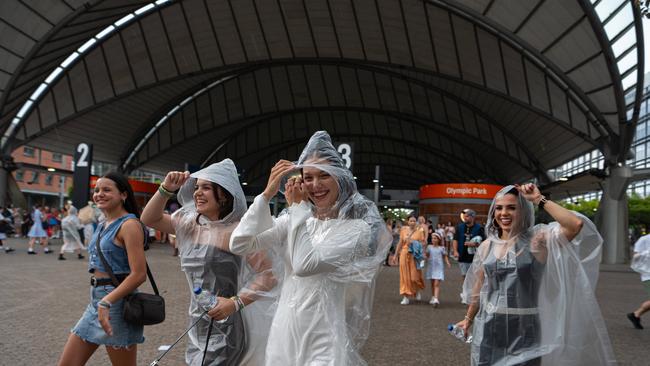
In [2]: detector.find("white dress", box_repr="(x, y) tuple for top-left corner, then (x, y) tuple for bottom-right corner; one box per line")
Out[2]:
(424, 246), (446, 280)
(230, 195), (371, 366)
(28, 209), (47, 238)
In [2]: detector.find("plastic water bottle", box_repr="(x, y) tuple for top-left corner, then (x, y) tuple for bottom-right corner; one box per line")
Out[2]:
(194, 287), (218, 311)
(193, 287), (228, 323)
(448, 324), (472, 343)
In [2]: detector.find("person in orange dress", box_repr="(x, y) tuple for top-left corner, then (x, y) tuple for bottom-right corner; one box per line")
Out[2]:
(399, 215), (426, 305)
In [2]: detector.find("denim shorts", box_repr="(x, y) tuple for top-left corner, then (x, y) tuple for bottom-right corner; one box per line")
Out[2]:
(71, 285), (144, 347)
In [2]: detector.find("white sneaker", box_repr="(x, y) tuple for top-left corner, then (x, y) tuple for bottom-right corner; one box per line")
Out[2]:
(400, 297), (410, 305)
(416, 292), (421, 301)
(433, 298), (440, 308)
(429, 297), (436, 305)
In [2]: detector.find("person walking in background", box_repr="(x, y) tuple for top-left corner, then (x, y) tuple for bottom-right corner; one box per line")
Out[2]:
(424, 232), (450, 307)
(627, 233), (650, 329)
(445, 221), (455, 255)
(59, 206), (85, 261)
(385, 218), (395, 266)
(48, 207), (62, 239)
(12, 206), (23, 237)
(57, 172), (147, 366)
(418, 215), (430, 244)
(399, 215), (426, 305)
(42, 206), (51, 238)
(21, 208), (32, 239)
(388, 220), (402, 266)
(79, 202), (99, 248)
(455, 184), (615, 365)
(435, 223), (446, 243)
(27, 204), (50, 254)
(452, 209), (484, 280)
(0, 206), (15, 253)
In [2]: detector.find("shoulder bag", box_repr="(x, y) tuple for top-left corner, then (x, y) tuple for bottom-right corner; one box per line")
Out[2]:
(96, 222), (165, 326)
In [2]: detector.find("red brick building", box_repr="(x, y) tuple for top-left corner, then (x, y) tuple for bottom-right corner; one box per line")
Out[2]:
(11, 146), (73, 208)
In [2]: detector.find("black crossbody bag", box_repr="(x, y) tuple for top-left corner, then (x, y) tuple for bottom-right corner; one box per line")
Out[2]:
(96, 223), (165, 326)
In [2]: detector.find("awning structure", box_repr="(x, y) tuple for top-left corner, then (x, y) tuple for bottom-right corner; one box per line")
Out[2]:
(0, 0), (644, 190)
(540, 168), (608, 201)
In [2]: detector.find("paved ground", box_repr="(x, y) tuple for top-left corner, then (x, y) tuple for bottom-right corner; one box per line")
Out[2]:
(0, 237), (648, 365)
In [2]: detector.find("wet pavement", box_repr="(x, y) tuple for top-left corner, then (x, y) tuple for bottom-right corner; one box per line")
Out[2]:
(0, 237), (647, 365)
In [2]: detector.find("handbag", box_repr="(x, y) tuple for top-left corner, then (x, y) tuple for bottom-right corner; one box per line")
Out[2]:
(95, 222), (165, 326)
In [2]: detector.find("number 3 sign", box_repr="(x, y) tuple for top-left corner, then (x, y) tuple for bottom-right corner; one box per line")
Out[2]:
(335, 143), (353, 172)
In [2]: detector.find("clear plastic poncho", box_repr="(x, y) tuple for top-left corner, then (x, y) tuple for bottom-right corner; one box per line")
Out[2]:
(230, 131), (392, 365)
(461, 185), (616, 366)
(172, 159), (280, 366)
(61, 206), (84, 252)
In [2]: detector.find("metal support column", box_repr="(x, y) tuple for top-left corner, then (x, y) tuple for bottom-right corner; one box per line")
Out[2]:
(598, 165), (632, 264)
(373, 165), (380, 204)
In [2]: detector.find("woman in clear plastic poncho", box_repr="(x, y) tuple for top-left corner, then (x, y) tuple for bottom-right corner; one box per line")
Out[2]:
(455, 184), (616, 365)
(58, 205), (85, 260)
(230, 131), (392, 365)
(141, 159), (279, 366)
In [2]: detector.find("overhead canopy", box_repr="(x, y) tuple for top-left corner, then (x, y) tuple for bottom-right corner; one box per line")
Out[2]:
(540, 168), (608, 201)
(0, 0), (644, 190)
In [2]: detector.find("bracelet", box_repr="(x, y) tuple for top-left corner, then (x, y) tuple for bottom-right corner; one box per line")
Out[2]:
(98, 300), (112, 309)
(158, 185), (175, 198)
(537, 196), (548, 210)
(464, 315), (473, 323)
(230, 297), (239, 312)
(231, 295), (245, 312)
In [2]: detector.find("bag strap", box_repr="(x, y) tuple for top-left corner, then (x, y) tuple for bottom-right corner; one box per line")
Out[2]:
(94, 219), (160, 296)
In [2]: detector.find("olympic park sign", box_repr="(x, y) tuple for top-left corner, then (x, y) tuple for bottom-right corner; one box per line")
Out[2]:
(419, 183), (504, 200)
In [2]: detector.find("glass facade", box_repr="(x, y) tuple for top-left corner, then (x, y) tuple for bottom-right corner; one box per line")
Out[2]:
(551, 74), (650, 202)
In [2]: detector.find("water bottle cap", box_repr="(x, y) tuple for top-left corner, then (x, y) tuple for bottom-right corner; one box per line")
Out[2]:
(447, 324), (454, 331)
(193, 286), (202, 295)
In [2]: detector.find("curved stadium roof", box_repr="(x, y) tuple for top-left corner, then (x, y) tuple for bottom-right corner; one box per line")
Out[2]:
(0, 0), (644, 190)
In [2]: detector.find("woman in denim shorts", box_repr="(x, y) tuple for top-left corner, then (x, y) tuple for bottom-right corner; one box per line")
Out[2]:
(57, 172), (146, 366)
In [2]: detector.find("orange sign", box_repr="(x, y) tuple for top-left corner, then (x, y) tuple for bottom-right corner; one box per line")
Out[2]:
(419, 184), (504, 200)
(90, 176), (158, 194)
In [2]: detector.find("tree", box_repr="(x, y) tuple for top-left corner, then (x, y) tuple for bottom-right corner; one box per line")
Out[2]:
(558, 194), (650, 233)
(559, 199), (599, 221)
(628, 194), (650, 231)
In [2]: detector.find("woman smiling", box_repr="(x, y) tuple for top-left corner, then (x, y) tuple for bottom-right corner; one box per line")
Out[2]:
(230, 131), (391, 365)
(141, 159), (278, 365)
(455, 184), (615, 365)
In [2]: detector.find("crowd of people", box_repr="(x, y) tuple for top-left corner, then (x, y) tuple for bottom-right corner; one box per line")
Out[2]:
(1, 131), (642, 365)
(0, 204), (65, 254)
(51, 131), (391, 366)
(386, 209), (481, 308)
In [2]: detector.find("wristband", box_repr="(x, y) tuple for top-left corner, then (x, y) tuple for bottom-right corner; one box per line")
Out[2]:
(158, 185), (176, 198)
(231, 295), (245, 312)
(98, 300), (112, 309)
(537, 196), (548, 210)
(464, 315), (473, 323)
(230, 296), (240, 312)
